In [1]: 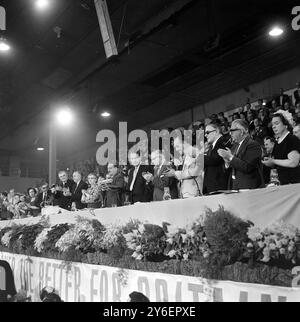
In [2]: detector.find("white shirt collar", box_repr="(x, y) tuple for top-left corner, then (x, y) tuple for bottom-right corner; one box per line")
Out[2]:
(212, 136), (222, 149)
(277, 132), (289, 144)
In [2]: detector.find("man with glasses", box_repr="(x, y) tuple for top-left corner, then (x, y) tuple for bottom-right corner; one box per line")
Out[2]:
(53, 171), (76, 210)
(203, 123), (229, 194)
(217, 119), (264, 190)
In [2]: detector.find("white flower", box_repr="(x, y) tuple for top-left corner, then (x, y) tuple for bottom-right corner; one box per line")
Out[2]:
(1, 231), (13, 247)
(247, 227), (262, 241)
(247, 243), (253, 248)
(269, 243), (276, 250)
(203, 251), (210, 259)
(138, 224), (145, 234)
(261, 247), (271, 262)
(166, 238), (174, 244)
(279, 248), (286, 255)
(257, 241), (265, 248)
(132, 252), (139, 259)
(181, 234), (188, 243)
(288, 245), (295, 252)
(34, 228), (51, 253)
(136, 245), (142, 252)
(136, 254), (143, 261)
(183, 254), (189, 261)
(167, 250), (176, 258)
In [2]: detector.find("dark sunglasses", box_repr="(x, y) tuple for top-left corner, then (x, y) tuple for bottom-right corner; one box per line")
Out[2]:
(229, 128), (242, 133)
(205, 130), (216, 135)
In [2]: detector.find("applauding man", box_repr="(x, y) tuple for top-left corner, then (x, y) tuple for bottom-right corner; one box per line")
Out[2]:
(218, 119), (264, 190)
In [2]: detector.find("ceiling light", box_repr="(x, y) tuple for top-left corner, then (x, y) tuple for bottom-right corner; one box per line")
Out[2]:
(269, 26), (284, 37)
(101, 112), (111, 118)
(0, 38), (10, 51)
(37, 147), (45, 151)
(55, 107), (74, 126)
(35, 0), (50, 10)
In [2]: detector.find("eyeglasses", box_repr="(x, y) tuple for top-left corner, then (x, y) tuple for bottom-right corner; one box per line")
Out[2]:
(88, 177), (97, 180)
(205, 130), (216, 135)
(229, 128), (242, 133)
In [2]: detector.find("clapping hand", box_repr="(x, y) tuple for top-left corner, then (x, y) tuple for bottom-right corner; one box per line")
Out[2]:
(162, 169), (176, 178)
(262, 157), (275, 167)
(217, 148), (233, 162)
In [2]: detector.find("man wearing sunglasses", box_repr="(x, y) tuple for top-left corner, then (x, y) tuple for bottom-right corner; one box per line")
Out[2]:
(203, 123), (229, 194)
(217, 119), (264, 190)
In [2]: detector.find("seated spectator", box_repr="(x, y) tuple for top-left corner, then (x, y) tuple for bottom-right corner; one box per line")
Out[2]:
(293, 124), (300, 140)
(0, 192), (11, 220)
(294, 82), (300, 105)
(26, 188), (41, 217)
(232, 112), (240, 121)
(251, 118), (269, 146)
(7, 194), (21, 219)
(100, 164), (125, 207)
(81, 173), (102, 209)
(239, 112), (247, 123)
(258, 108), (270, 128)
(283, 101), (295, 114)
(16, 195), (30, 218)
(275, 88), (290, 107)
(262, 111), (300, 185)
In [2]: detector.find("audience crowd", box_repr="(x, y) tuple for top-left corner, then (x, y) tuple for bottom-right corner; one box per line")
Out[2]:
(1, 86), (300, 221)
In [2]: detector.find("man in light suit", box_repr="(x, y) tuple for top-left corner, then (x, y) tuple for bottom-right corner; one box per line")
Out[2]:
(203, 123), (230, 194)
(218, 119), (264, 190)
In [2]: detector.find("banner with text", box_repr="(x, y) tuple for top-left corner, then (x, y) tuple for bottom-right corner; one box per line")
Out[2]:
(1, 252), (300, 302)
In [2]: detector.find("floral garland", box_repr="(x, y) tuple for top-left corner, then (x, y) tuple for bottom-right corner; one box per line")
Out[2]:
(0, 209), (300, 272)
(247, 221), (300, 265)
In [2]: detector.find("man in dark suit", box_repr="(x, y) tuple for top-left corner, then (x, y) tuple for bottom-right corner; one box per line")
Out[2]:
(294, 83), (300, 105)
(70, 171), (88, 210)
(203, 123), (229, 194)
(275, 88), (290, 107)
(148, 150), (178, 201)
(102, 164), (125, 207)
(53, 171), (76, 210)
(36, 183), (53, 209)
(218, 119), (264, 190)
(126, 151), (153, 204)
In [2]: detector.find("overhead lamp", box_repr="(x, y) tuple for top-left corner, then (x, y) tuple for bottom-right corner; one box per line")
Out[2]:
(35, 0), (50, 11)
(269, 26), (284, 37)
(37, 147), (45, 151)
(101, 112), (111, 118)
(55, 107), (74, 126)
(0, 37), (10, 51)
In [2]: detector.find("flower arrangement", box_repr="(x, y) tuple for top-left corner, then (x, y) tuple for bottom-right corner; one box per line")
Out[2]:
(42, 223), (71, 254)
(34, 228), (52, 253)
(0, 207), (300, 287)
(164, 219), (211, 261)
(246, 221), (300, 267)
(55, 217), (105, 254)
(124, 223), (167, 261)
(203, 206), (252, 271)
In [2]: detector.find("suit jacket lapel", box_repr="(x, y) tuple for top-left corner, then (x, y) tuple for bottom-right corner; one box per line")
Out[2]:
(236, 136), (250, 158)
